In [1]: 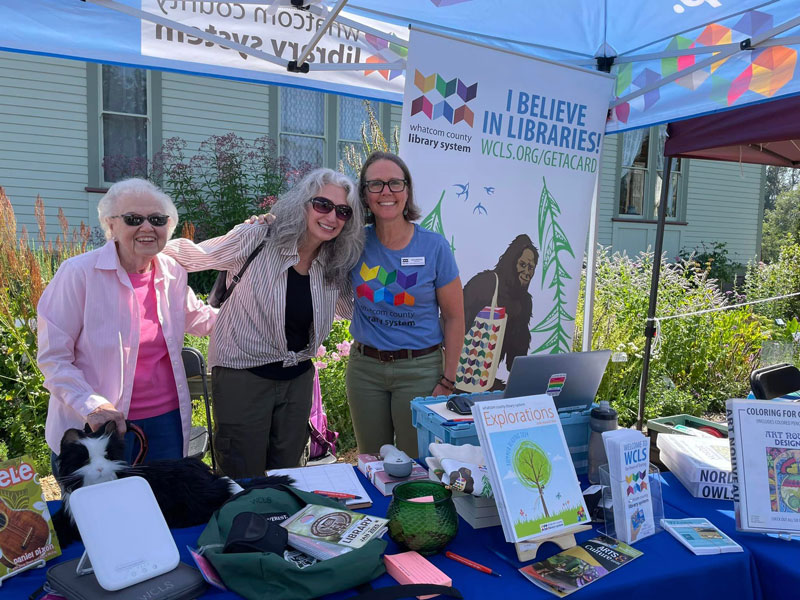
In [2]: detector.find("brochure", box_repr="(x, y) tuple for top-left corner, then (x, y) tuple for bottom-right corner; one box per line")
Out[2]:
(602, 429), (655, 543)
(660, 518), (743, 555)
(519, 535), (642, 597)
(0, 455), (61, 579)
(727, 398), (800, 534)
(472, 395), (589, 543)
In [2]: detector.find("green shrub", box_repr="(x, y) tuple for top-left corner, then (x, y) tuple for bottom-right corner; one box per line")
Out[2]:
(576, 248), (769, 426)
(678, 241), (742, 287)
(313, 320), (355, 452)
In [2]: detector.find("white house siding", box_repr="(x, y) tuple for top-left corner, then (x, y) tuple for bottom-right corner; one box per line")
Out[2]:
(680, 159), (764, 265)
(595, 132), (619, 248)
(0, 51), (90, 237)
(161, 72), (270, 146)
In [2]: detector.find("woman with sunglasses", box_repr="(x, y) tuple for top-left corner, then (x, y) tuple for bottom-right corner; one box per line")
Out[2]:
(346, 152), (464, 458)
(38, 178), (217, 474)
(162, 168), (363, 478)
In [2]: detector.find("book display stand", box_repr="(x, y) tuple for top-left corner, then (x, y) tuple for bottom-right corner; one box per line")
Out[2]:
(599, 462), (664, 542)
(0, 559), (46, 587)
(513, 523), (593, 561)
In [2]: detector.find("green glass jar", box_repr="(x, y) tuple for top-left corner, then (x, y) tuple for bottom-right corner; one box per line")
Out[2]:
(386, 481), (458, 556)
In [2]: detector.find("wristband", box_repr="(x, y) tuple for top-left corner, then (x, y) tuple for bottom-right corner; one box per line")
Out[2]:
(441, 375), (456, 386)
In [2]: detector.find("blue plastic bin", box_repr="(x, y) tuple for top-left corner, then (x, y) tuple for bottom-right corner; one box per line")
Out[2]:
(411, 392), (591, 474)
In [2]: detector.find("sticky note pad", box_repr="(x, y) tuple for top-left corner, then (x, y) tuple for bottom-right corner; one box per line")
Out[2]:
(384, 551), (452, 599)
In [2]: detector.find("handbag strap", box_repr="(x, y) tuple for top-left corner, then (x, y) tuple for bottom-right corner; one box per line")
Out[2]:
(128, 422), (148, 466)
(219, 229), (270, 304)
(347, 584), (463, 600)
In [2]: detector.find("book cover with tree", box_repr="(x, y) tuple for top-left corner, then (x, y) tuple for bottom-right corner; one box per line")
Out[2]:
(473, 395), (589, 543)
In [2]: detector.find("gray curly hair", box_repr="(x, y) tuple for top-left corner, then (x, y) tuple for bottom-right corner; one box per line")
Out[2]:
(270, 168), (364, 288)
(97, 178), (179, 240)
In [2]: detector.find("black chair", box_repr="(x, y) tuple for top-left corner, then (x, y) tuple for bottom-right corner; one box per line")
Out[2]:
(750, 362), (800, 400)
(182, 346), (216, 472)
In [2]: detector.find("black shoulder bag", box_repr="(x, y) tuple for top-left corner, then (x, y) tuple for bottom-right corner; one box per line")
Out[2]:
(208, 232), (268, 308)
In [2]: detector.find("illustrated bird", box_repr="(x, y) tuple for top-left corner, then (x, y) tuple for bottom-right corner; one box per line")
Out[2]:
(473, 202), (487, 215)
(484, 186), (495, 195)
(453, 182), (470, 201)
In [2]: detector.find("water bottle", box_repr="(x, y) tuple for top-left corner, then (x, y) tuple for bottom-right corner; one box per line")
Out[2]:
(587, 400), (618, 484)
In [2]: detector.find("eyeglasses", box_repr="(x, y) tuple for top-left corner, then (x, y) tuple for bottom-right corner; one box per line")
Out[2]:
(364, 178), (407, 193)
(110, 213), (170, 227)
(309, 197), (353, 222)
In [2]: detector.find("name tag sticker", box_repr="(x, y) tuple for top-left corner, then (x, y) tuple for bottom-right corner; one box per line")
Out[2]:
(401, 257), (425, 267)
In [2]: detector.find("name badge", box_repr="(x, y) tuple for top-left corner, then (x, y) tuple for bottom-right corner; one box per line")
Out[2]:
(401, 256), (425, 267)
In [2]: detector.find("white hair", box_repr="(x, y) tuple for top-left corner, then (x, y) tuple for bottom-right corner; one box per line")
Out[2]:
(270, 168), (364, 288)
(97, 178), (179, 240)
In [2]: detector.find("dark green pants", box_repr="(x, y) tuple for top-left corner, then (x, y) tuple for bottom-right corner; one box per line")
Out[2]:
(346, 348), (442, 458)
(211, 365), (313, 479)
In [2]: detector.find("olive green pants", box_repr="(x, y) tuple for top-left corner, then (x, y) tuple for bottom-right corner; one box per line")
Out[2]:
(211, 365), (313, 479)
(346, 348), (442, 458)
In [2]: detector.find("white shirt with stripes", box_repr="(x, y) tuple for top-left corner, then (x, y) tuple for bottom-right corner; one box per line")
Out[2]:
(163, 223), (353, 370)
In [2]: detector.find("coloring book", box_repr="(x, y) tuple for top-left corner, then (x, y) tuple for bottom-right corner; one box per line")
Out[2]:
(727, 398), (800, 534)
(472, 395), (589, 543)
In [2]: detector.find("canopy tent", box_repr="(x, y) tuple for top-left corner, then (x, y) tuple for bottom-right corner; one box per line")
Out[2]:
(2, 0), (800, 425)
(665, 94), (800, 166)
(0, 0), (799, 132)
(634, 91), (800, 429)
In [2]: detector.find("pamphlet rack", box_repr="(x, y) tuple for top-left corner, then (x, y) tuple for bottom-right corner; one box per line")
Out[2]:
(599, 462), (664, 543)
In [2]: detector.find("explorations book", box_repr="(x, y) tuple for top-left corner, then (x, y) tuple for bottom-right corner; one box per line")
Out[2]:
(727, 398), (800, 534)
(519, 535), (642, 597)
(472, 395), (589, 543)
(0, 455), (61, 579)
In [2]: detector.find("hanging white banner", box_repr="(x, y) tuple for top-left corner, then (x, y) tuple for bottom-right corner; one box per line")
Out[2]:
(400, 28), (614, 392)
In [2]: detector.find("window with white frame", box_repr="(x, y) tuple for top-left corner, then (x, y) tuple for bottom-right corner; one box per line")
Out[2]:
(278, 87), (382, 177)
(99, 65), (150, 183)
(618, 125), (685, 220)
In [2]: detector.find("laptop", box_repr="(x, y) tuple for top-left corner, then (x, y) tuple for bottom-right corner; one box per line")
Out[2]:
(502, 350), (612, 412)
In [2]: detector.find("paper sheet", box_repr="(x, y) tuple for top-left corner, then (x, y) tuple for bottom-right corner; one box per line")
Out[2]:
(267, 463), (372, 508)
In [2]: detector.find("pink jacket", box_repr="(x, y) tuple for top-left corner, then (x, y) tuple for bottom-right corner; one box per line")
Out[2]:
(38, 242), (217, 454)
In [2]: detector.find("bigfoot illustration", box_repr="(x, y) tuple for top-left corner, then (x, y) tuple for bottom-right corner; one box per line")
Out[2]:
(462, 234), (538, 387)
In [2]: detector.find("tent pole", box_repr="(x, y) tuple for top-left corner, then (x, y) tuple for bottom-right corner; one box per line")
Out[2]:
(581, 172), (602, 351)
(292, 0), (349, 70)
(637, 154), (674, 431)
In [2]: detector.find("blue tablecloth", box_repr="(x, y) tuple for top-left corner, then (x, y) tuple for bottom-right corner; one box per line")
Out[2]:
(6, 469), (762, 600)
(660, 471), (799, 600)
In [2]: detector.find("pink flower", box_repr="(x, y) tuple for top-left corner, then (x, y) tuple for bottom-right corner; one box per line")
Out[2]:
(331, 352), (341, 362)
(316, 361), (328, 370)
(336, 341), (351, 356)
(316, 345), (327, 358)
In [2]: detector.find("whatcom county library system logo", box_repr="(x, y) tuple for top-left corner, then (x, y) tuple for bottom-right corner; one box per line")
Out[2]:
(410, 69), (478, 126)
(356, 262), (416, 306)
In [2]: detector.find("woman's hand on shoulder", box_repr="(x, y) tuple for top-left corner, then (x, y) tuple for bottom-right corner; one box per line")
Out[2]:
(86, 402), (127, 434)
(243, 213), (276, 226)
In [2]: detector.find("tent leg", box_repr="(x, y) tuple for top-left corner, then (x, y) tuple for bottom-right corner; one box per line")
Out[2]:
(581, 173), (602, 351)
(637, 156), (674, 430)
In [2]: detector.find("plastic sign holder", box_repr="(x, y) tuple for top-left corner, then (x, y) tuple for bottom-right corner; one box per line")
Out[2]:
(513, 523), (593, 562)
(69, 476), (179, 591)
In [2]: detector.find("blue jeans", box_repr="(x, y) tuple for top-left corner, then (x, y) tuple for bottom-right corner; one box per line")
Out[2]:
(51, 409), (183, 478)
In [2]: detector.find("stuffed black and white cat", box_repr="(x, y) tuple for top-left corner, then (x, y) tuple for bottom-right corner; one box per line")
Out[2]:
(52, 421), (291, 547)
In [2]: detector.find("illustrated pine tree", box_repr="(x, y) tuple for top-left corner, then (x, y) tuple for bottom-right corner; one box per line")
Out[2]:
(513, 440), (553, 518)
(421, 189), (449, 243)
(531, 176), (576, 354)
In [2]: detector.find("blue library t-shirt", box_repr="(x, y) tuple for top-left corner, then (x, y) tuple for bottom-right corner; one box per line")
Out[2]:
(349, 224), (459, 351)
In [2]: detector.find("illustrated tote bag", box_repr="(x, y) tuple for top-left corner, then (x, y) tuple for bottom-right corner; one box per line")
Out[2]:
(455, 274), (507, 393)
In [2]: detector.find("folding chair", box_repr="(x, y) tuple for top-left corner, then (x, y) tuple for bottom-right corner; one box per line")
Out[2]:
(750, 362), (800, 400)
(182, 346), (216, 472)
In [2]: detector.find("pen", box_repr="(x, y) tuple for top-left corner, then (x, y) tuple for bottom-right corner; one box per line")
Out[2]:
(312, 490), (361, 499)
(445, 551), (501, 577)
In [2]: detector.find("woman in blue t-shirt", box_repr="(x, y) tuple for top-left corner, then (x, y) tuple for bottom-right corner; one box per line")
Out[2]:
(346, 151), (464, 457)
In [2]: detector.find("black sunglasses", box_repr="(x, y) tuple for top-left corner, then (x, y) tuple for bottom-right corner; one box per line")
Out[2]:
(309, 197), (353, 221)
(110, 213), (170, 227)
(364, 178), (407, 193)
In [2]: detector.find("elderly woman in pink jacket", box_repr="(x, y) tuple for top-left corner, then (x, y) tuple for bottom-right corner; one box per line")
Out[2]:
(37, 178), (217, 474)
